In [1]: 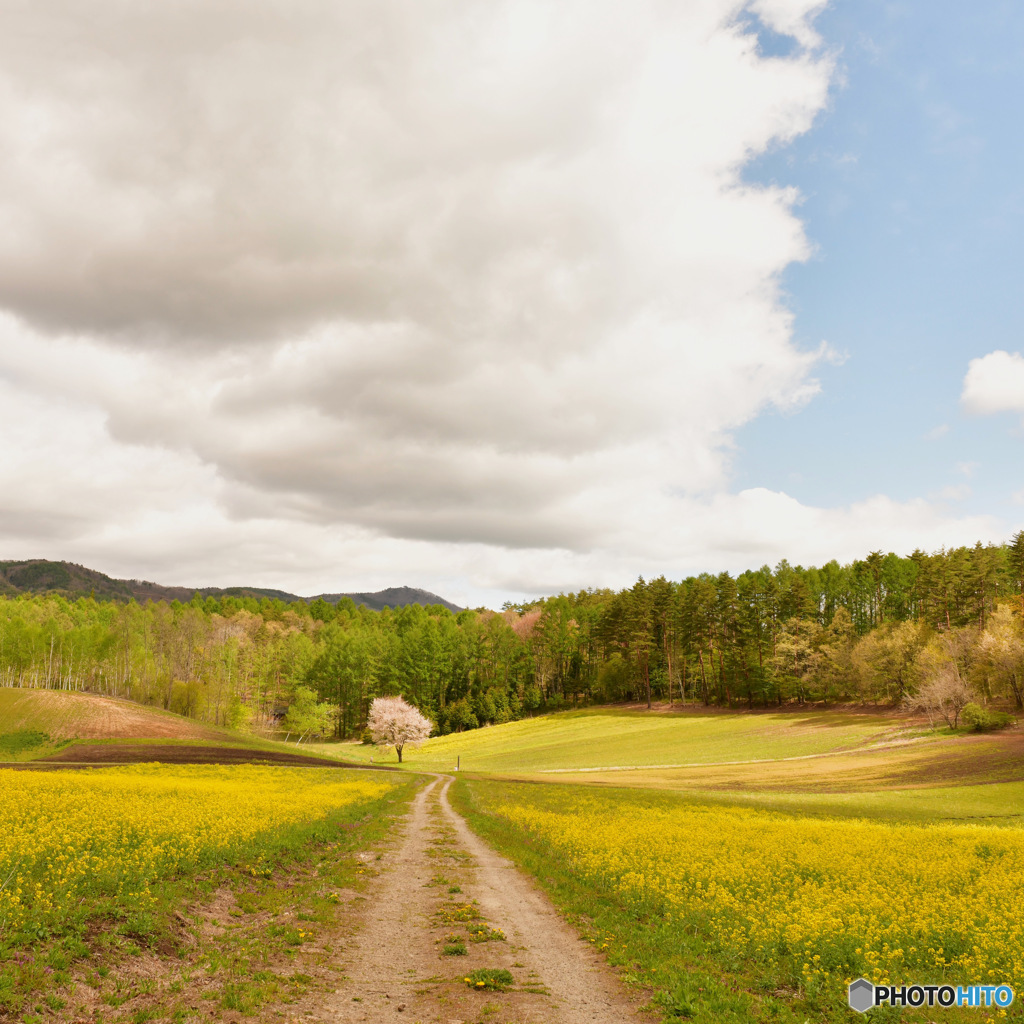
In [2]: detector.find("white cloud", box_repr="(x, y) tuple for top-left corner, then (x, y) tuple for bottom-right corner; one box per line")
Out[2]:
(923, 423), (949, 440)
(748, 0), (828, 48)
(0, 1), (832, 347)
(961, 350), (1024, 416)
(0, 1), (1005, 607)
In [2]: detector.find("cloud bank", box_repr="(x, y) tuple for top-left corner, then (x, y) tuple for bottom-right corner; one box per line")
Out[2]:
(962, 350), (1024, 417)
(0, 1), (1004, 606)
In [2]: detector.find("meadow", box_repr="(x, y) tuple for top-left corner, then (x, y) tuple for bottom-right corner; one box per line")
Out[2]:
(0, 764), (413, 1020)
(663, 776), (1024, 825)
(315, 701), (1024, 802)
(523, 726), (1024, 794)
(315, 706), (909, 772)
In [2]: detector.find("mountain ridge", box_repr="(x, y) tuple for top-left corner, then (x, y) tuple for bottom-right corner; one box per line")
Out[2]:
(0, 559), (463, 613)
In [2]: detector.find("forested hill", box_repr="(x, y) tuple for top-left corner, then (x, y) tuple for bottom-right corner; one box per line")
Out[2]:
(315, 586), (462, 614)
(0, 559), (460, 612)
(2, 538), (1023, 739)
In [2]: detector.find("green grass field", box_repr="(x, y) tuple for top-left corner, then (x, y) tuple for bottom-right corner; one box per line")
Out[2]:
(310, 706), (909, 772)
(685, 777), (1024, 824)
(518, 727), (1024, 792)
(307, 705), (1023, 808)
(532, 774), (1024, 826)
(0, 728), (69, 762)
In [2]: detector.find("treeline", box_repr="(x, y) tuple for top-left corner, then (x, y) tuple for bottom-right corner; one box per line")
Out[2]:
(1, 537), (1023, 736)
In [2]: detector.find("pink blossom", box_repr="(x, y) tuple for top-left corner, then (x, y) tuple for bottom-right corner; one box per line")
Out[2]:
(367, 696), (431, 763)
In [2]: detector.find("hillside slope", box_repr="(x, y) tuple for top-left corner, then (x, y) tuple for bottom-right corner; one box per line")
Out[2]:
(0, 560), (136, 601)
(0, 688), (377, 768)
(0, 688), (236, 741)
(315, 706), (907, 772)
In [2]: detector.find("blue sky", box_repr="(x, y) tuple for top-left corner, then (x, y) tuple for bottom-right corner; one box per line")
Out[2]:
(737, 0), (1024, 534)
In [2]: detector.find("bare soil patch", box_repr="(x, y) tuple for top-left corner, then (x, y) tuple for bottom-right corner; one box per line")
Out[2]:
(609, 700), (906, 718)
(0, 687), (227, 740)
(877, 728), (1024, 787)
(32, 742), (367, 768)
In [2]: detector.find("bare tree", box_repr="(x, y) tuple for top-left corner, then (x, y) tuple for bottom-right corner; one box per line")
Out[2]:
(368, 696), (432, 763)
(905, 665), (974, 729)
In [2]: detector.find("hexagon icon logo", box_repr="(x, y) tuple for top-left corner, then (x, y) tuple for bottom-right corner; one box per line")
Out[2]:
(848, 978), (874, 1013)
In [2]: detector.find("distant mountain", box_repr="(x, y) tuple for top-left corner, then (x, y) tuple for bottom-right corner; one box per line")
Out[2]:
(0, 559), (137, 602)
(317, 586), (462, 614)
(0, 559), (462, 612)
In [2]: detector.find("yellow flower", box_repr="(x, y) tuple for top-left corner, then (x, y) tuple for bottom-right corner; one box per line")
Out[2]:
(0, 765), (397, 937)
(472, 783), (1024, 992)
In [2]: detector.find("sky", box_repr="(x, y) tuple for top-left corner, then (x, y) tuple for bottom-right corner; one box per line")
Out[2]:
(0, 0), (1021, 609)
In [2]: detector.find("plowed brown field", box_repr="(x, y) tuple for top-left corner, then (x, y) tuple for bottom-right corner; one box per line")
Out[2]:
(31, 742), (365, 768)
(0, 688), (228, 740)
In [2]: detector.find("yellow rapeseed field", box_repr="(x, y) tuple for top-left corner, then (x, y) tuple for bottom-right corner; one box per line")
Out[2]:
(0, 765), (398, 936)
(475, 784), (1024, 999)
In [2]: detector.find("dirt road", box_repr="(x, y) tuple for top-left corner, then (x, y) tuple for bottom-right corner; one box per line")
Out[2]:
(326, 775), (642, 1024)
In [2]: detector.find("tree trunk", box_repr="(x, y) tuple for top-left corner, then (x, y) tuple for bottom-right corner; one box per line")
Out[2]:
(1010, 672), (1024, 711)
(666, 644), (674, 705)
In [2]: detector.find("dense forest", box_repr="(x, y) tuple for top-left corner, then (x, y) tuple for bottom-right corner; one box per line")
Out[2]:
(2, 536), (1023, 737)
